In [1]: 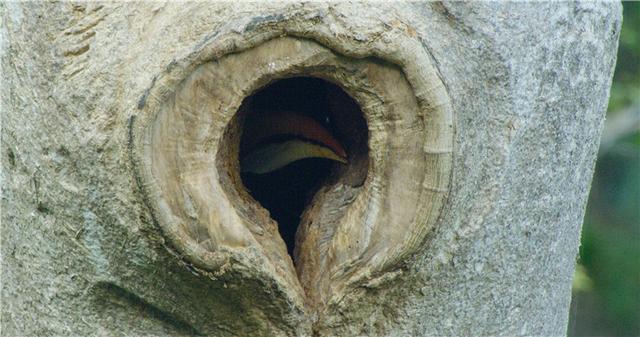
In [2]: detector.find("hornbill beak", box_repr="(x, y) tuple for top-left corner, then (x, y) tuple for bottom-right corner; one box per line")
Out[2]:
(240, 111), (348, 174)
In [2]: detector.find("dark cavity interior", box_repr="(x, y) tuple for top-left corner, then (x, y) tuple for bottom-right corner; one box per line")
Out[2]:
(238, 77), (368, 257)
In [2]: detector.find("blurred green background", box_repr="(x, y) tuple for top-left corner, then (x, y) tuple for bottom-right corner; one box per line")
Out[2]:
(568, 2), (640, 336)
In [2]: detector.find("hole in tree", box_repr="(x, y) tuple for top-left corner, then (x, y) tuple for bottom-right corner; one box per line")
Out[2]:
(237, 77), (368, 258)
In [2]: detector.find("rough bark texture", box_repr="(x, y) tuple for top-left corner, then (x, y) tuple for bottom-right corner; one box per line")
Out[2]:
(1, 2), (620, 336)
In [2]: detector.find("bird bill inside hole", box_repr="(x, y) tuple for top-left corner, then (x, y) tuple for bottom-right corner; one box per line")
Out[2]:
(240, 111), (348, 174)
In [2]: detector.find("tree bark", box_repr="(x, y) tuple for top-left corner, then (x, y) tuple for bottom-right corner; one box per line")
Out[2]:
(1, 2), (620, 336)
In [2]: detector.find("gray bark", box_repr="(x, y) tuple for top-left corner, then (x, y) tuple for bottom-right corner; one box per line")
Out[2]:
(1, 2), (620, 336)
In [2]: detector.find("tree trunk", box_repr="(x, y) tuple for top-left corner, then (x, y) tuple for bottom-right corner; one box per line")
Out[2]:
(1, 2), (620, 336)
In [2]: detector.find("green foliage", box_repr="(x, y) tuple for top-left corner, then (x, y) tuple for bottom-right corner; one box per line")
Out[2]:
(571, 2), (640, 335)
(579, 212), (640, 334)
(608, 2), (640, 112)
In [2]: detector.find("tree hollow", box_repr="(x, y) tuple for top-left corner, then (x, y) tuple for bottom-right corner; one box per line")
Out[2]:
(132, 34), (453, 312)
(235, 77), (369, 259)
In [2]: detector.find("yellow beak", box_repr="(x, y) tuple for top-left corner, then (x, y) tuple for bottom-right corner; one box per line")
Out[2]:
(241, 139), (348, 174)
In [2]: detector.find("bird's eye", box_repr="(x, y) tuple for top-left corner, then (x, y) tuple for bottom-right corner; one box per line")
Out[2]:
(235, 77), (369, 259)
